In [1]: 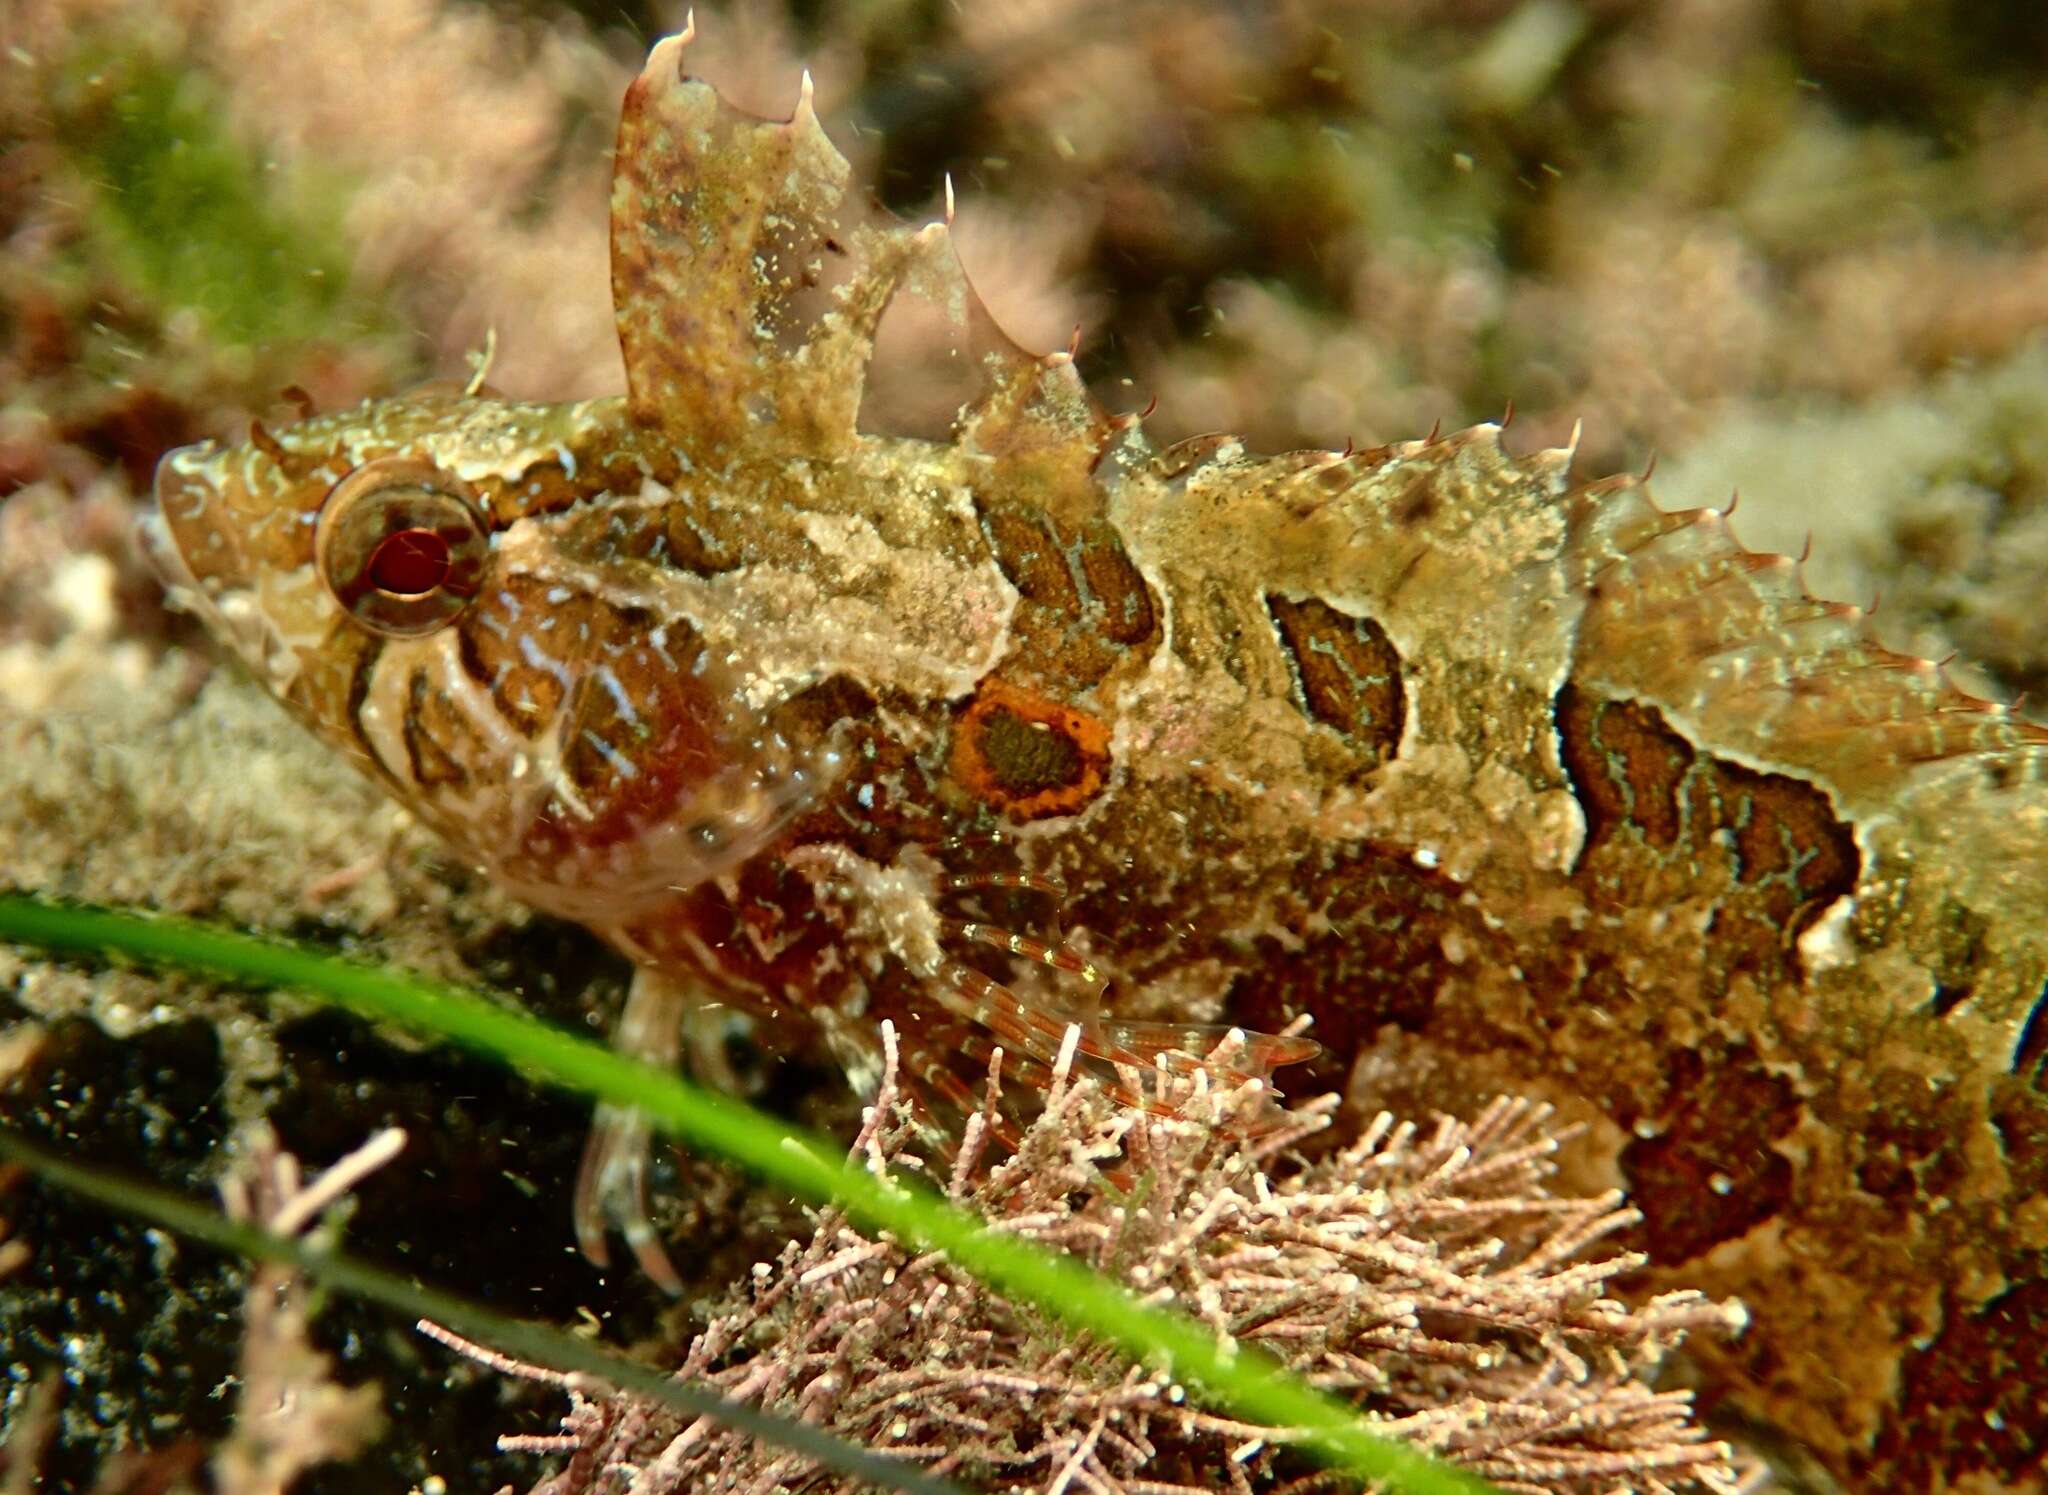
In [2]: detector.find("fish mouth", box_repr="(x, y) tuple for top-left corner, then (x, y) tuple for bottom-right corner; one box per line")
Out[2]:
(136, 481), (235, 645)
(139, 452), (305, 694)
(139, 442), (219, 608)
(136, 499), (242, 660)
(135, 505), (201, 605)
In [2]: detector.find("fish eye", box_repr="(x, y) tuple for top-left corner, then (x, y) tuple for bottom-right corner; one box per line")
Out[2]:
(315, 458), (489, 637)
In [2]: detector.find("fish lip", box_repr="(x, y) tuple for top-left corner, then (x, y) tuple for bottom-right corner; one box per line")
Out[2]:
(134, 505), (198, 601)
(138, 448), (240, 651)
(141, 447), (320, 697)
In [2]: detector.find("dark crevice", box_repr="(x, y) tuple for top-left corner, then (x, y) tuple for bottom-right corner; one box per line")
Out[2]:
(2012, 979), (2048, 1083)
(1928, 981), (1975, 1018)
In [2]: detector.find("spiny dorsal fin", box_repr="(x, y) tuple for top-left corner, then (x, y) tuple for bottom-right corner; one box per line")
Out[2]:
(611, 25), (1113, 487)
(616, 25), (2044, 806)
(611, 30), (853, 452)
(1565, 474), (2048, 809)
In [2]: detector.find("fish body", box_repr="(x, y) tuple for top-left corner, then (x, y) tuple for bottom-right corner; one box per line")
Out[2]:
(148, 29), (2048, 1490)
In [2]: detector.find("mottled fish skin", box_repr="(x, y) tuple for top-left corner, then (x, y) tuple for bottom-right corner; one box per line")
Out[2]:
(148, 25), (2048, 1490)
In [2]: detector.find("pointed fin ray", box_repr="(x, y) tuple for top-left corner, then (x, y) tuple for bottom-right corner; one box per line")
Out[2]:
(612, 28), (1115, 490)
(611, 35), (855, 451)
(1125, 419), (2045, 806)
(1565, 475), (2048, 809)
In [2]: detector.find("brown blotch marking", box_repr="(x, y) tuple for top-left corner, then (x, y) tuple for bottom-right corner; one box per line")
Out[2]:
(339, 633), (385, 771)
(984, 710), (1080, 793)
(454, 625), (494, 694)
(1716, 771), (1859, 949)
(1226, 841), (1476, 1080)
(559, 606), (725, 847)
(1620, 1043), (1800, 1263)
(1556, 684), (1860, 962)
(402, 668), (470, 789)
(1304, 448), (1394, 505)
(457, 578), (577, 735)
(1717, 759), (1859, 905)
(1991, 1080), (2048, 1213)
(1265, 594), (1405, 769)
(496, 646), (562, 725)
(774, 676), (956, 861)
(657, 487), (749, 574)
(1391, 472), (1439, 528)
(1556, 684), (1690, 851)
(950, 679), (1111, 821)
(286, 626), (383, 772)
(523, 484), (750, 575)
(621, 863), (841, 1054)
(972, 497), (1158, 690)
(1869, 1278), (2048, 1489)
(1073, 520), (1156, 646)
(976, 502), (1080, 616)
(471, 457), (585, 523)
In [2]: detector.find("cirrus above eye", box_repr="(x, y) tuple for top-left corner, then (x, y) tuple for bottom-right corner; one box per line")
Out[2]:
(315, 458), (489, 637)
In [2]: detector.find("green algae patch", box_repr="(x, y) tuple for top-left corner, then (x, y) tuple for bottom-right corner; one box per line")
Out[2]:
(50, 42), (386, 351)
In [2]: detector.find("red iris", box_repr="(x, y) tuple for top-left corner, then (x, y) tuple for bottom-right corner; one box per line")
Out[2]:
(366, 527), (453, 595)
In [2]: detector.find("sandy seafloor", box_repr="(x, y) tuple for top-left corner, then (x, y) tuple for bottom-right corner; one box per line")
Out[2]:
(2, 1), (2045, 1490)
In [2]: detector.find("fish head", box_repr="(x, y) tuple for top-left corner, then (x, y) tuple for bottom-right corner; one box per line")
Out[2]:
(144, 384), (826, 922)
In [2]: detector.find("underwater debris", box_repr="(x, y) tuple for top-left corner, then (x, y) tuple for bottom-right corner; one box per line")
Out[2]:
(209, 1124), (394, 1495)
(491, 1026), (1751, 1495)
